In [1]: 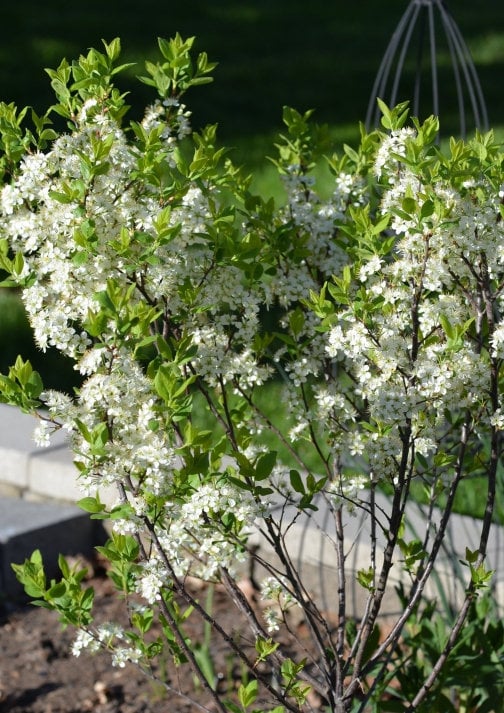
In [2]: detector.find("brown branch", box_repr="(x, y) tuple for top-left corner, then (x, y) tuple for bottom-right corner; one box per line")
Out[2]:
(141, 517), (304, 712)
(406, 251), (500, 709)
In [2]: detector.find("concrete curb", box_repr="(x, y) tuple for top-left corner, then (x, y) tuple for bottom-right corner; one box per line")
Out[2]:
(0, 404), (105, 601)
(0, 498), (103, 601)
(0, 404), (78, 502)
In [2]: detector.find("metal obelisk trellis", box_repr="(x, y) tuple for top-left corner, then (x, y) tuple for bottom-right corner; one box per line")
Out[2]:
(366, 0), (488, 137)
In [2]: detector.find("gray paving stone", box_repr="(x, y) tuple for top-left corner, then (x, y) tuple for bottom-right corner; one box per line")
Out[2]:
(28, 444), (81, 501)
(252, 492), (504, 616)
(0, 404), (68, 491)
(0, 497), (103, 602)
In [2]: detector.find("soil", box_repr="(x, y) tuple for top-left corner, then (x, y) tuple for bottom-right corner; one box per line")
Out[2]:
(0, 569), (173, 713)
(0, 557), (326, 713)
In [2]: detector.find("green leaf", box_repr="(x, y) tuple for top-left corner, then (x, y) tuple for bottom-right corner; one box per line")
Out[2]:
(357, 567), (375, 592)
(465, 547), (479, 564)
(104, 37), (121, 62)
(289, 469), (305, 494)
(255, 451), (277, 481)
(370, 213), (390, 236)
(255, 637), (280, 663)
(81, 586), (95, 612)
(398, 538), (427, 569)
(361, 624), (380, 665)
(401, 196), (417, 215)
(11, 549), (47, 599)
(377, 98), (392, 129)
(343, 143), (359, 162)
(469, 562), (494, 589)
(439, 314), (455, 340)
(238, 679), (258, 709)
(153, 363), (180, 404)
(77, 495), (106, 514)
(132, 607), (154, 634)
(288, 307), (305, 337)
(420, 198), (435, 219)
(48, 581), (67, 599)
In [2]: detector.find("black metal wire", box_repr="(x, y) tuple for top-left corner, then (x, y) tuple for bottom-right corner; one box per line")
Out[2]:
(366, 0), (488, 137)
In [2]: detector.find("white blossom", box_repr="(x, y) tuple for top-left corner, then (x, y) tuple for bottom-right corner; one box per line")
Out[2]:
(71, 629), (99, 657)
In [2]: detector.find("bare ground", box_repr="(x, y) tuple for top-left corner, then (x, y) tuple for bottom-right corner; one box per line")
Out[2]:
(0, 571), (175, 713)
(0, 558), (327, 713)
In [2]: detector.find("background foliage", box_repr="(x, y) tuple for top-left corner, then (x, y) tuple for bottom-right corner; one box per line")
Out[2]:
(1, 0), (504, 159)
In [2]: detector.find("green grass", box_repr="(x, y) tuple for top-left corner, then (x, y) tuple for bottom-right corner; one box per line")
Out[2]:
(0, 290), (80, 393)
(1, 0), (503, 167)
(389, 473), (504, 525)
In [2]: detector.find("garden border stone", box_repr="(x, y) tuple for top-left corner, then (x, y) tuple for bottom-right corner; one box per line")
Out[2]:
(0, 497), (98, 600)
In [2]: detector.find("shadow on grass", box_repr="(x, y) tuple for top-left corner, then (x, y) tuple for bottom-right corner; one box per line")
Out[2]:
(0, 291), (80, 394)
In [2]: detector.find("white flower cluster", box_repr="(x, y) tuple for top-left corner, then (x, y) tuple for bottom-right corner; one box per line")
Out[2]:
(260, 576), (297, 633)
(280, 165), (365, 291)
(374, 127), (415, 179)
(142, 98), (192, 144)
(319, 125), (501, 486)
(0, 92), (283, 590)
(71, 623), (141, 667)
(327, 474), (368, 513)
(154, 480), (262, 581)
(71, 622), (124, 657)
(324, 286), (489, 484)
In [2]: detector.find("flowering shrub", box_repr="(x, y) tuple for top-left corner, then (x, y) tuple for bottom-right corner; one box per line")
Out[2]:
(2, 37), (502, 711)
